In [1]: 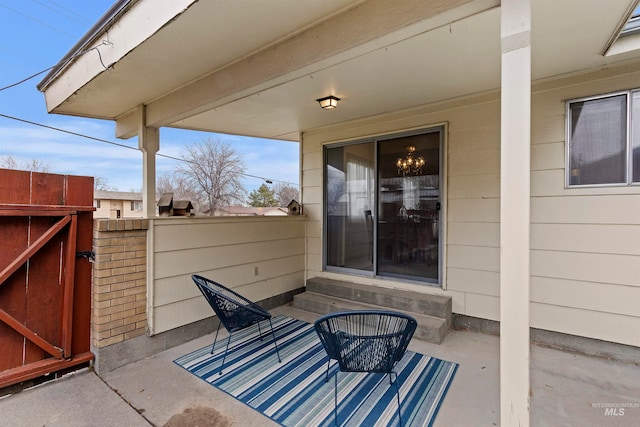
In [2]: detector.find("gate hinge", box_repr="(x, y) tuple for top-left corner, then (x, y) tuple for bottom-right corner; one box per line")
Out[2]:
(76, 251), (95, 263)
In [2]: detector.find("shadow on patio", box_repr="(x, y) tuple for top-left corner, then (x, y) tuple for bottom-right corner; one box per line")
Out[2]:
(0, 304), (638, 427)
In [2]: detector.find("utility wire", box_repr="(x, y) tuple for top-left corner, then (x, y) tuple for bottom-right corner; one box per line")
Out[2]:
(45, 0), (89, 22)
(0, 2), (75, 38)
(0, 113), (138, 152)
(30, 0), (87, 25)
(0, 113), (299, 187)
(1, 67), (57, 92)
(0, 41), (111, 92)
(0, 29), (296, 186)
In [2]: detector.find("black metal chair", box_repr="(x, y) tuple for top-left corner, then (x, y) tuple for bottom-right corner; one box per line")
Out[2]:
(314, 310), (417, 427)
(192, 274), (281, 375)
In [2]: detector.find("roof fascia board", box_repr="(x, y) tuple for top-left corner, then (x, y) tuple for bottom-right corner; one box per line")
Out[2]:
(602, 0), (640, 56)
(143, 0), (498, 129)
(40, 0), (196, 112)
(37, 0), (136, 91)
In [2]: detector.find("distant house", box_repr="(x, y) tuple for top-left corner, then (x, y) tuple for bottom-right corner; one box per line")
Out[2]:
(212, 206), (288, 217)
(94, 190), (143, 219)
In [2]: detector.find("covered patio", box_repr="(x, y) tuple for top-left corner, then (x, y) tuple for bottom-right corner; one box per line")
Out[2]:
(31, 0), (640, 425)
(1, 304), (639, 426)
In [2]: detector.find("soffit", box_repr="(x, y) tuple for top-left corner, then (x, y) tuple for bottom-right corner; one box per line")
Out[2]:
(43, 0), (364, 117)
(172, 0), (638, 141)
(173, 7), (502, 141)
(44, 0), (638, 142)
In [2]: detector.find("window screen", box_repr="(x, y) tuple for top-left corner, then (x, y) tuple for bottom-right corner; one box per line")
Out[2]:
(632, 92), (640, 183)
(568, 95), (627, 186)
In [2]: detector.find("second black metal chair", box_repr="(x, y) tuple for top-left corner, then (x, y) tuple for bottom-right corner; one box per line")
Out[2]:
(314, 310), (417, 427)
(192, 274), (281, 375)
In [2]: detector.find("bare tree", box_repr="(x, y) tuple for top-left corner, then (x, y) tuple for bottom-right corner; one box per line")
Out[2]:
(94, 176), (118, 191)
(157, 173), (177, 197)
(273, 182), (299, 207)
(176, 138), (246, 215)
(24, 159), (50, 173)
(0, 155), (18, 170)
(157, 172), (205, 213)
(0, 155), (50, 172)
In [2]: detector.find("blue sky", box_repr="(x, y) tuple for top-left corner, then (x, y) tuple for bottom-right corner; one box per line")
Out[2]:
(0, 1), (299, 193)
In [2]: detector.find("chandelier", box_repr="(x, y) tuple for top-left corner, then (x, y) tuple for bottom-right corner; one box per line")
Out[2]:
(396, 145), (425, 175)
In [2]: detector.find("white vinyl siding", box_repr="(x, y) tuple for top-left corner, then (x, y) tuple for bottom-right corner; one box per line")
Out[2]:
(149, 216), (305, 334)
(531, 71), (640, 347)
(303, 96), (499, 322)
(302, 65), (640, 347)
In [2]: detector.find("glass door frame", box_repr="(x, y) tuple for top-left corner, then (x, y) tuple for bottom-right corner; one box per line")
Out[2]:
(323, 125), (446, 287)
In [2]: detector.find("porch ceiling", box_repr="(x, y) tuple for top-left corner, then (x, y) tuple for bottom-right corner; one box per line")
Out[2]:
(40, 0), (638, 142)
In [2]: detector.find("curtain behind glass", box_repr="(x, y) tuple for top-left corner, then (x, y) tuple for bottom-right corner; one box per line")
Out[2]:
(325, 143), (374, 270)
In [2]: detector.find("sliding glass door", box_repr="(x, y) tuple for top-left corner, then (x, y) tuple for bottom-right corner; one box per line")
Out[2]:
(325, 128), (442, 284)
(377, 132), (440, 281)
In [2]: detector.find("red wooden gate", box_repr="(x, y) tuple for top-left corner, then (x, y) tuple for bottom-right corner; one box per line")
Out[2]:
(0, 169), (94, 388)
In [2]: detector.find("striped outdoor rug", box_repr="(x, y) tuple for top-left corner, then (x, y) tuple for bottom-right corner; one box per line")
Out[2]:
(174, 315), (458, 427)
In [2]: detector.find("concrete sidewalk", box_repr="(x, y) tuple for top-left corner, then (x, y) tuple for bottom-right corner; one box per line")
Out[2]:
(0, 368), (150, 427)
(1, 305), (639, 426)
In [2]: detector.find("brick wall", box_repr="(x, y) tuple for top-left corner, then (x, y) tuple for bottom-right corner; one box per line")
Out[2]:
(92, 219), (148, 348)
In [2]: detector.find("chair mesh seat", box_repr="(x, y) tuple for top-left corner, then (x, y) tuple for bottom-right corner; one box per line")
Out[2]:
(192, 275), (281, 374)
(314, 310), (417, 426)
(338, 335), (400, 373)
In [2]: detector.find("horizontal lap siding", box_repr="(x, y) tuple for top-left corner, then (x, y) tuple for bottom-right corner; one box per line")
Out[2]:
(532, 303), (639, 346)
(531, 277), (640, 318)
(150, 217), (305, 334)
(530, 70), (640, 346)
(154, 219), (305, 249)
(301, 129), (323, 280)
(154, 238), (305, 277)
(448, 174), (500, 199)
(303, 97), (502, 322)
(153, 271), (304, 334)
(154, 256), (305, 305)
(532, 195), (640, 224)
(301, 67), (640, 346)
(446, 101), (500, 321)
(302, 143), (323, 278)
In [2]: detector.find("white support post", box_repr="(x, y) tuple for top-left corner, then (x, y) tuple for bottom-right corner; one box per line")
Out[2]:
(137, 105), (159, 218)
(500, 0), (531, 426)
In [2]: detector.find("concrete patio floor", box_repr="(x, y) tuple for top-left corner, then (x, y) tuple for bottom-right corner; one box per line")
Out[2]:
(0, 304), (638, 426)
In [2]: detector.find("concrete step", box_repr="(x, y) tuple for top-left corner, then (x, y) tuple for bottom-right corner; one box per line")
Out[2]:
(293, 291), (449, 344)
(306, 277), (451, 326)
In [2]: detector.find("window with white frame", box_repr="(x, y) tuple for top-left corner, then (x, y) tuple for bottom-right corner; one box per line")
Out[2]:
(567, 91), (640, 186)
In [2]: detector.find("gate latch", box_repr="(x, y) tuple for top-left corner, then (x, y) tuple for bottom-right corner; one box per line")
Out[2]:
(76, 251), (95, 263)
